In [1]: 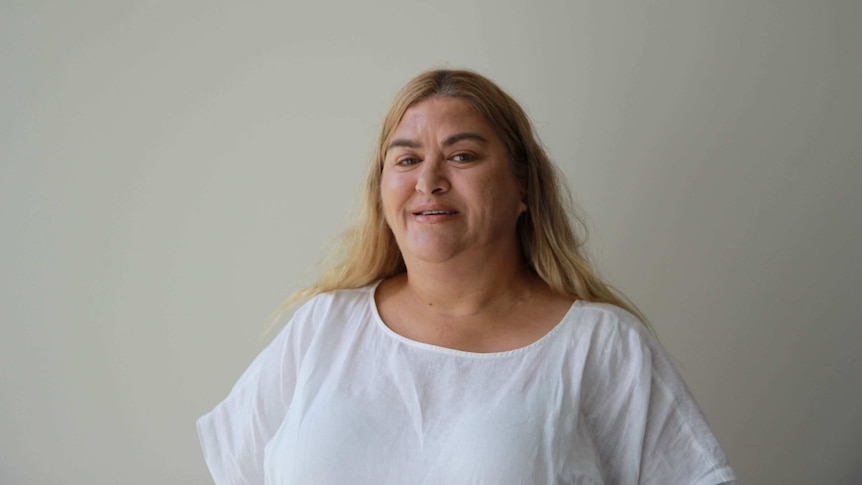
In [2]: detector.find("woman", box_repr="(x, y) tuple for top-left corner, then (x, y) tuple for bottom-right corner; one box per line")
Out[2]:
(197, 69), (737, 484)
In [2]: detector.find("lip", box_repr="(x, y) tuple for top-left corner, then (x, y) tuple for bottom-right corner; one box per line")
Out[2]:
(410, 204), (459, 222)
(410, 204), (459, 215)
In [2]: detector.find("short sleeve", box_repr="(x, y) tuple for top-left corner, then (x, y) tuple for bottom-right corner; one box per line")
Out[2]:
(580, 307), (737, 485)
(196, 303), (313, 485)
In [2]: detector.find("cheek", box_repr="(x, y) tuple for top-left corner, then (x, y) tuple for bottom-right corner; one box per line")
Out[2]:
(485, 176), (526, 220)
(380, 172), (408, 218)
(482, 183), (499, 205)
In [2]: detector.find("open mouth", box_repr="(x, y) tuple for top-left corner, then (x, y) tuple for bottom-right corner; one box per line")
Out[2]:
(413, 210), (457, 215)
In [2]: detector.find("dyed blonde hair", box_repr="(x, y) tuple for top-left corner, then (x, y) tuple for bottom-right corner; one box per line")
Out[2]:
(273, 69), (647, 327)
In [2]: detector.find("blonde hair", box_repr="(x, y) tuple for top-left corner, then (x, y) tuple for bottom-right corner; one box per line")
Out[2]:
(273, 69), (647, 327)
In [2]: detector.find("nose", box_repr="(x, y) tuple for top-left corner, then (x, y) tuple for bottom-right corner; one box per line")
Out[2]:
(415, 156), (450, 195)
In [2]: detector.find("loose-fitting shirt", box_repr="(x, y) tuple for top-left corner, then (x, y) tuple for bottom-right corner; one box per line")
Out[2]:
(197, 284), (737, 484)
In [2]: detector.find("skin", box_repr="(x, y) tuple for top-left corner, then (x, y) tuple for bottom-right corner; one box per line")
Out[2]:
(376, 97), (572, 353)
(381, 97), (527, 268)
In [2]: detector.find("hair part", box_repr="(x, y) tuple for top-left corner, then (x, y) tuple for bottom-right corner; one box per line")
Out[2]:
(271, 69), (648, 330)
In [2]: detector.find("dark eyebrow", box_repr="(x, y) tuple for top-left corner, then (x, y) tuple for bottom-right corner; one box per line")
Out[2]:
(385, 138), (421, 153)
(442, 132), (488, 147)
(385, 132), (489, 154)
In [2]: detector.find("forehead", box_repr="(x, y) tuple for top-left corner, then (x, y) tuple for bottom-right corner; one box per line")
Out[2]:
(392, 97), (493, 138)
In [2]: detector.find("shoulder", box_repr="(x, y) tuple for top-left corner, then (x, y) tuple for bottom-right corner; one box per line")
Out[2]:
(561, 301), (671, 394)
(566, 301), (656, 353)
(568, 303), (738, 483)
(283, 284), (376, 325)
(301, 284), (376, 315)
(571, 300), (644, 328)
(272, 283), (378, 344)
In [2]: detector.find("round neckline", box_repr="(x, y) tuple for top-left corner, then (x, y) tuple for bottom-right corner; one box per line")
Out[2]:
(367, 279), (583, 359)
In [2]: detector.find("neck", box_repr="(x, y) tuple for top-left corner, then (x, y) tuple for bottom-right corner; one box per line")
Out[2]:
(401, 249), (536, 318)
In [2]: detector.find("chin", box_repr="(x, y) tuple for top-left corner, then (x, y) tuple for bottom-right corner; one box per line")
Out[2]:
(410, 250), (460, 264)
(402, 242), (465, 264)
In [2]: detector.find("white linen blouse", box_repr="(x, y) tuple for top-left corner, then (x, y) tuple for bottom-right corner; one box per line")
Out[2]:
(197, 283), (737, 484)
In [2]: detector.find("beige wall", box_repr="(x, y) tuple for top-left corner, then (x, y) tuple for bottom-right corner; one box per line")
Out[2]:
(2, 1), (860, 483)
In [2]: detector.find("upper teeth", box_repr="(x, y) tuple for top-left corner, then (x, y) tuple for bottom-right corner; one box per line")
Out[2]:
(419, 210), (452, 215)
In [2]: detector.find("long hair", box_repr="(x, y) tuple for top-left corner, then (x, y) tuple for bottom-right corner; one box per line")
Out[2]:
(272, 69), (647, 327)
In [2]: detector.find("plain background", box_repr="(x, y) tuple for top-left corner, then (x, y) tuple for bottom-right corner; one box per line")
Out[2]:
(2, 1), (860, 484)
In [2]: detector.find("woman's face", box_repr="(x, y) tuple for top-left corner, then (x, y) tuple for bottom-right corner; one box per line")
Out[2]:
(380, 97), (527, 266)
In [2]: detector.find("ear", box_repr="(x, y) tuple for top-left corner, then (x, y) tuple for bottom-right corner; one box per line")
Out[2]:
(517, 181), (528, 214)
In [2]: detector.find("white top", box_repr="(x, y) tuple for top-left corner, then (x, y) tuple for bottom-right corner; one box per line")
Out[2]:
(197, 283), (737, 485)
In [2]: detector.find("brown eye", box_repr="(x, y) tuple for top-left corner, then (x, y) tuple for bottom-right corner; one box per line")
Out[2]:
(452, 153), (476, 163)
(397, 157), (421, 166)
